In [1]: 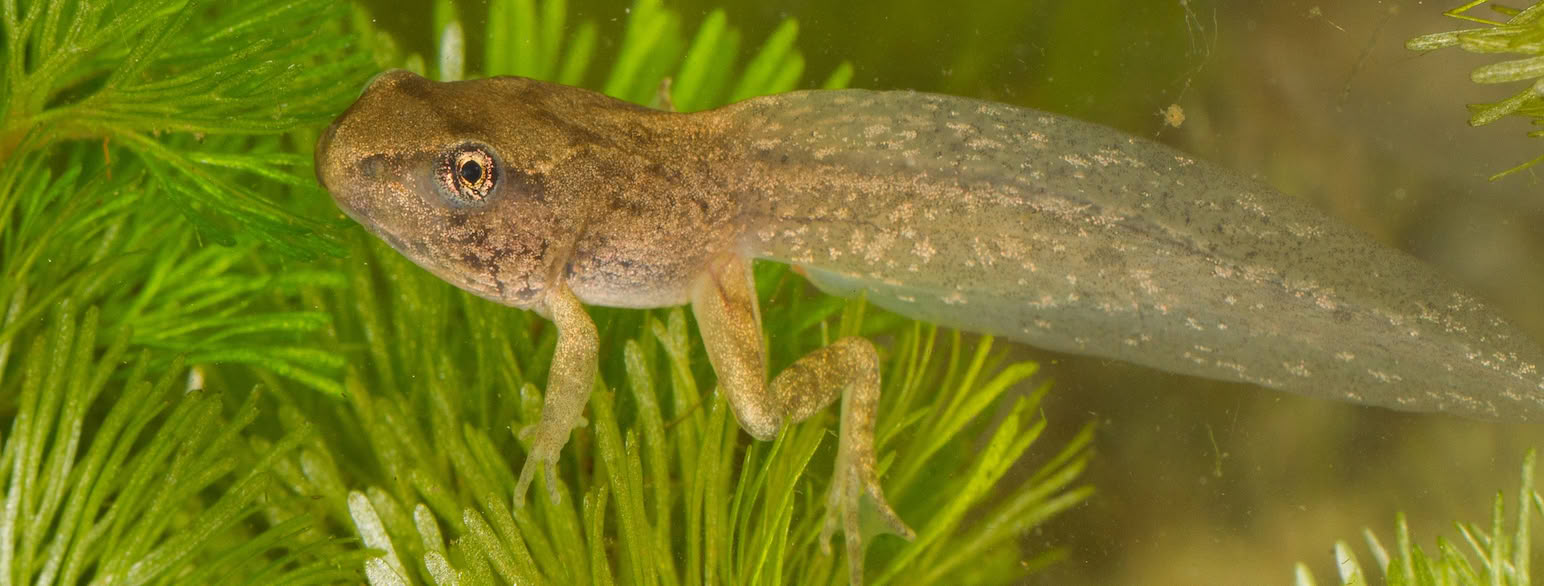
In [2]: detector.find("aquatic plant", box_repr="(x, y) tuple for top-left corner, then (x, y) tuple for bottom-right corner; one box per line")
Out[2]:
(1293, 451), (1541, 586)
(0, 0), (1091, 583)
(1408, 0), (1544, 179)
(1, 0), (374, 581)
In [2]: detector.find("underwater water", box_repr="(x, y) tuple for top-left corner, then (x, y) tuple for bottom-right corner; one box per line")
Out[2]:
(7, 0), (1544, 584)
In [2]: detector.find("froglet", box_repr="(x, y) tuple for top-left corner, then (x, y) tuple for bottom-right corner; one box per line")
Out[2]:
(315, 69), (1544, 582)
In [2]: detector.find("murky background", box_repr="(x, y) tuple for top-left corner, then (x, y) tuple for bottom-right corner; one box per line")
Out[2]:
(368, 1), (1544, 582)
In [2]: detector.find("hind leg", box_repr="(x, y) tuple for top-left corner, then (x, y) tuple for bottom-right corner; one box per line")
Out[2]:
(691, 253), (914, 585)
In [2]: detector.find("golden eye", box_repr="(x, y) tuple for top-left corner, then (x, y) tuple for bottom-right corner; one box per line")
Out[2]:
(439, 145), (497, 203)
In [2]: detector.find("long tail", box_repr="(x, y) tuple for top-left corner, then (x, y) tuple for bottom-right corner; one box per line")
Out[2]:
(716, 88), (1544, 421)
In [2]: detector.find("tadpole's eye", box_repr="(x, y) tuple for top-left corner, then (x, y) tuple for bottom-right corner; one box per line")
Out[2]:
(459, 158), (483, 183)
(437, 144), (498, 204)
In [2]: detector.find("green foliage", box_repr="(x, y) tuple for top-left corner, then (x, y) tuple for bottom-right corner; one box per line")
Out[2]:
(1408, 1), (1544, 179)
(1294, 451), (1541, 586)
(1, 0), (376, 582)
(0, 0), (367, 396)
(1, 0), (375, 257)
(0, 305), (368, 584)
(2, 0), (1092, 584)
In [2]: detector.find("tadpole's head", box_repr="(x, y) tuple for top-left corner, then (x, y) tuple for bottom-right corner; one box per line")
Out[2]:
(315, 69), (581, 308)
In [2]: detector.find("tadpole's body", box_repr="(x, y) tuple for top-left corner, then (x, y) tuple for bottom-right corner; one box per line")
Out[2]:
(316, 70), (1544, 583)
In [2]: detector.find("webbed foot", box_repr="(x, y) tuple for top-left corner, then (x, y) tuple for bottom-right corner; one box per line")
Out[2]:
(820, 425), (916, 585)
(513, 421), (570, 507)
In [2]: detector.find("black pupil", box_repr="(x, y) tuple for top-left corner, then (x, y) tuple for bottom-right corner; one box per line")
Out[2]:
(459, 159), (483, 184)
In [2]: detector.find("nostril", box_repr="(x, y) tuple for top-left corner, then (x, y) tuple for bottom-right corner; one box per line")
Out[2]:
(358, 154), (385, 180)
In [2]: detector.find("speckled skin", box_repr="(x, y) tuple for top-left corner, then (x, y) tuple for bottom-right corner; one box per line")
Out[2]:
(315, 71), (739, 311)
(316, 71), (910, 585)
(713, 89), (1544, 421)
(316, 70), (1544, 582)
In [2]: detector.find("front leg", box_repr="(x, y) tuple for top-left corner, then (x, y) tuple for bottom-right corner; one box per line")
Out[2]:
(690, 253), (915, 585)
(514, 282), (597, 507)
